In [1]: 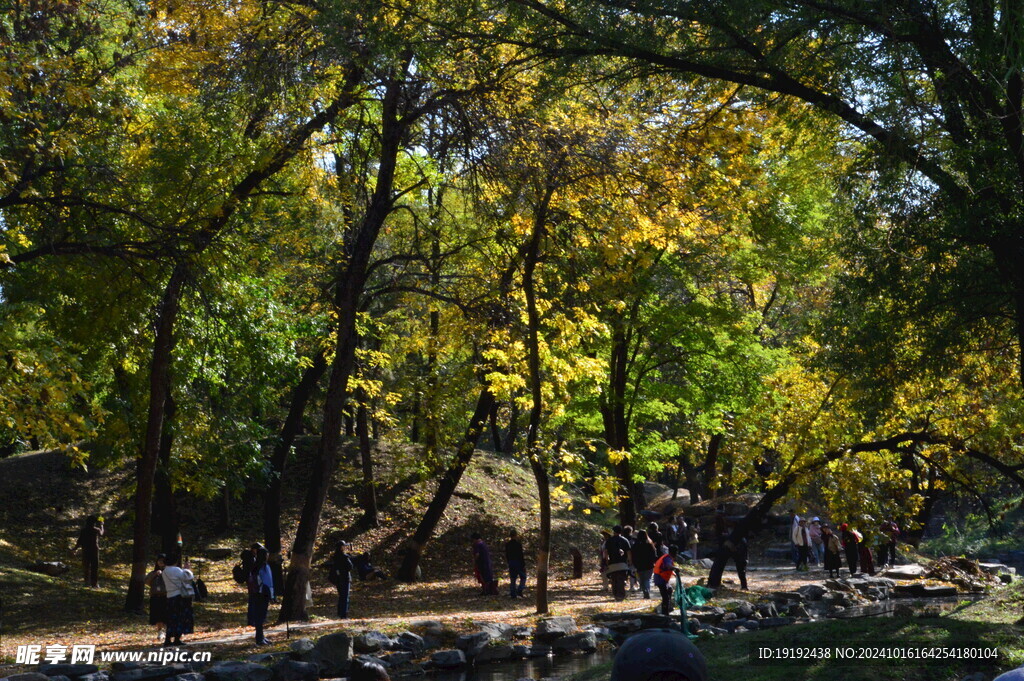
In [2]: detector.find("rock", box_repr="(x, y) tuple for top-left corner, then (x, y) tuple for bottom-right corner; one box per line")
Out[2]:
(512, 645), (530, 659)
(1000, 573), (1014, 584)
(796, 585), (826, 601)
(109, 666), (141, 674)
(303, 633), (352, 677)
(473, 621), (516, 641)
(204, 664), (272, 681)
(525, 645), (552, 658)
(642, 481), (673, 502)
(28, 561), (70, 577)
(169, 676), (203, 681)
(978, 562), (1016, 576)
(732, 601), (756, 618)
(271, 660), (317, 681)
(410, 620), (444, 638)
(923, 585), (958, 597)
(787, 604), (810, 618)
(4, 675), (52, 681)
(770, 591), (804, 604)
(205, 547), (235, 560)
(37, 666), (99, 678)
(455, 632), (492, 658)
(696, 558), (714, 569)
(353, 632), (393, 654)
(534, 616), (577, 642)
(551, 632), (597, 654)
(582, 625), (615, 640)
(758, 617), (796, 628)
(429, 651), (465, 670)
(380, 653), (412, 667)
(756, 603), (778, 618)
(475, 646), (514, 664)
(394, 632), (425, 654)
(79, 674), (110, 681)
(288, 639), (314, 657)
(110, 668), (185, 681)
(885, 564), (928, 579)
(893, 584), (926, 598)
(353, 656), (389, 670)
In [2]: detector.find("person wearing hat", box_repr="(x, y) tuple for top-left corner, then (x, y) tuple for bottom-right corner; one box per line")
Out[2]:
(610, 628), (708, 681)
(328, 540), (354, 618)
(247, 543), (274, 644)
(821, 524), (843, 578)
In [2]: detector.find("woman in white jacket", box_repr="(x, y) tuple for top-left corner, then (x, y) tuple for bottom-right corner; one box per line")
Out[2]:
(161, 554), (195, 646)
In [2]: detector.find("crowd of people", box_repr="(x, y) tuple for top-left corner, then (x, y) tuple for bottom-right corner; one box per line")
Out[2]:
(790, 514), (902, 577)
(77, 504), (904, 652)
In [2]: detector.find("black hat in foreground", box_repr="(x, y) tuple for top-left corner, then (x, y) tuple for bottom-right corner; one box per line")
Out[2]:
(610, 628), (707, 681)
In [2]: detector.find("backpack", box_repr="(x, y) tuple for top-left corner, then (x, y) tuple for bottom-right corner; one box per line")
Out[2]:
(194, 577), (209, 602)
(232, 562), (247, 584)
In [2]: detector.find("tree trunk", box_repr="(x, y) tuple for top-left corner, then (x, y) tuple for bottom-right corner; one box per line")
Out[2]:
(357, 399), (378, 527)
(601, 323), (638, 527)
(397, 384), (496, 581)
(490, 402), (503, 452)
(278, 71), (407, 621)
(125, 263), (187, 613)
(152, 389), (179, 555)
(264, 352), (327, 591)
(705, 434), (724, 499)
(502, 396), (521, 455)
(523, 199), (550, 614)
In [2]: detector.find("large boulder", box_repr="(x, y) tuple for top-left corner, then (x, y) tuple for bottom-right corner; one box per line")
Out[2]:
(204, 663), (272, 681)
(429, 651), (465, 670)
(534, 617), (577, 642)
(270, 660), (317, 681)
(303, 633), (352, 677)
(353, 632), (393, 654)
(552, 632), (597, 655)
(473, 621), (516, 641)
(205, 547), (235, 561)
(796, 585), (826, 601)
(4, 675), (52, 681)
(455, 632), (491, 658)
(288, 640), (314, 658)
(394, 632), (425, 654)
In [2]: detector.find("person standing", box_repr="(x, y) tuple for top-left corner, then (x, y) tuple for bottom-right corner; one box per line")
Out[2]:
(161, 553), (194, 646)
(145, 553), (168, 642)
(604, 526), (632, 601)
(879, 518), (900, 568)
(792, 518), (812, 571)
(247, 544), (274, 644)
(505, 529), (527, 599)
(631, 530), (658, 599)
(840, 523), (860, 576)
(821, 524), (843, 578)
(809, 518), (823, 566)
(74, 515), (104, 588)
(858, 531), (876, 576)
(328, 541), (354, 618)
(471, 533), (497, 596)
(652, 545), (679, 615)
(687, 519), (701, 560)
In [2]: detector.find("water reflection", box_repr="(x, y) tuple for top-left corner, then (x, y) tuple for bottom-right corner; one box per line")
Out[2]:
(432, 651), (614, 681)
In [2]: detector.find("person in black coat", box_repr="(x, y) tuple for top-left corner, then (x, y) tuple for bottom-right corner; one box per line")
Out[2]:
(328, 541), (354, 618)
(505, 529), (527, 598)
